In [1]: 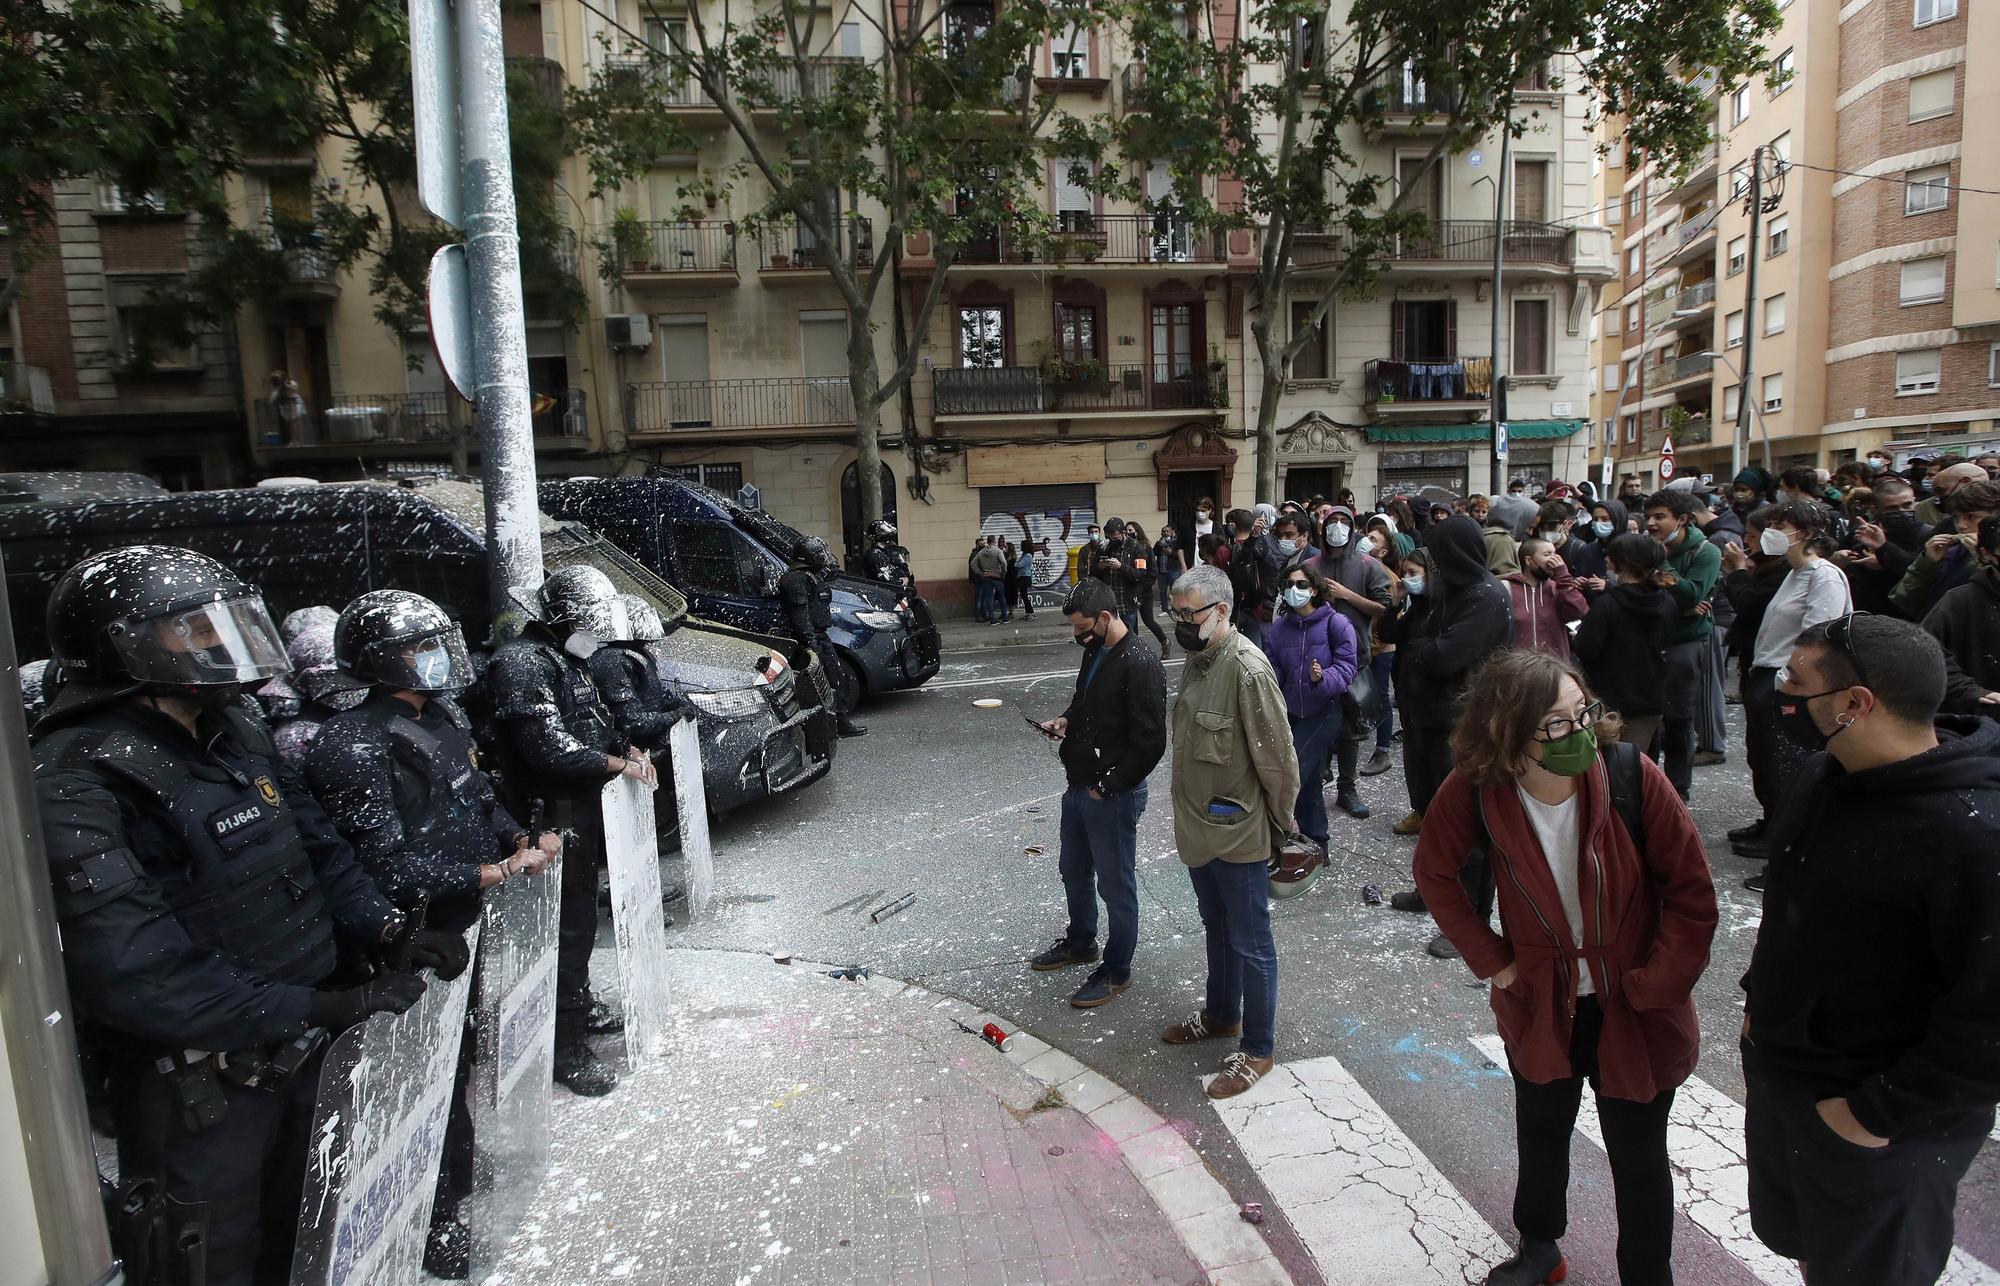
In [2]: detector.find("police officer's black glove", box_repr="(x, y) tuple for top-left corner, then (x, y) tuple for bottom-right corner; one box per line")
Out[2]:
(404, 929), (471, 981)
(307, 972), (428, 1029)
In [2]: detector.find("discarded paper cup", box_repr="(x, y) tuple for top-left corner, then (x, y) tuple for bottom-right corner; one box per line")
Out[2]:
(981, 1022), (1015, 1053)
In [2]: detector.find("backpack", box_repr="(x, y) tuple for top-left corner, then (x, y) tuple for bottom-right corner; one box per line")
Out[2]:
(1476, 737), (1647, 856)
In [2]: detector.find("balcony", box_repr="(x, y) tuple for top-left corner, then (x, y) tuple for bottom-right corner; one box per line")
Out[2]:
(1361, 70), (1466, 134)
(1643, 352), (1715, 394)
(608, 221), (738, 290)
(751, 57), (868, 113)
(254, 391), (588, 449)
(1672, 413), (1714, 444)
(1645, 278), (1717, 328)
(0, 364), (56, 417)
(1668, 142), (1720, 204)
(508, 56), (565, 108)
(756, 217), (873, 282)
(596, 58), (723, 120)
(266, 218), (338, 297)
(952, 214), (1224, 267)
(1287, 221), (1574, 275)
(625, 378), (854, 434)
(931, 362), (1220, 418)
(1362, 357), (1493, 417)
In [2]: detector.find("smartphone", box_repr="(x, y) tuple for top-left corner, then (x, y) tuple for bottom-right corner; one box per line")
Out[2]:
(1025, 714), (1060, 739)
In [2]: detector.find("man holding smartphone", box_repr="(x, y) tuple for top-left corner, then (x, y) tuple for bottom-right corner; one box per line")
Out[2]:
(1029, 580), (1168, 1009)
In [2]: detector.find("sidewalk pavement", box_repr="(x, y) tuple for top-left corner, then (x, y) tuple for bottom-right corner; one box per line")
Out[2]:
(489, 950), (1289, 1286)
(934, 610), (1074, 654)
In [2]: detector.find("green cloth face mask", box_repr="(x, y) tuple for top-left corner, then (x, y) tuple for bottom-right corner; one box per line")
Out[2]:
(1537, 726), (1598, 777)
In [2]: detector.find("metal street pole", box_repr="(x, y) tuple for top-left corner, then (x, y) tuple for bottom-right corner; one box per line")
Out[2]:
(456, 0), (543, 620)
(1488, 120), (1513, 495)
(1733, 144), (1766, 481)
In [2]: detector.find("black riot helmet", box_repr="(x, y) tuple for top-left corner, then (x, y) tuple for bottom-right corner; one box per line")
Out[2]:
(795, 535), (835, 575)
(333, 590), (472, 693)
(45, 546), (289, 701)
(536, 565), (620, 636)
(867, 519), (898, 544)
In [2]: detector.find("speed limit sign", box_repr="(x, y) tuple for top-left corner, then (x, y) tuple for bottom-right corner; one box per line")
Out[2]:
(1659, 434), (1677, 482)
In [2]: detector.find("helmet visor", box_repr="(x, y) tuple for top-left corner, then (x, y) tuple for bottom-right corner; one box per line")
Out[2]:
(365, 626), (472, 693)
(115, 596), (290, 686)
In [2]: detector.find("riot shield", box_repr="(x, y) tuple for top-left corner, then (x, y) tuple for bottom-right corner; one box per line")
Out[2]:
(602, 774), (673, 1067)
(668, 716), (714, 920)
(467, 846), (562, 1271)
(290, 924), (480, 1286)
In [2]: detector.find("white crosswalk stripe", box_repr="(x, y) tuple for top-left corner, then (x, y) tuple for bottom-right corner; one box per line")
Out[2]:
(1467, 1033), (2000, 1286)
(1208, 1054), (1513, 1285)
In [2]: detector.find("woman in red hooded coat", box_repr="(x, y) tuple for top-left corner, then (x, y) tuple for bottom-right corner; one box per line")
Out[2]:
(1415, 649), (1716, 1286)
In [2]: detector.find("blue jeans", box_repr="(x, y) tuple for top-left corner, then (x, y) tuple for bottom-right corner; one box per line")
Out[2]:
(1187, 858), (1278, 1058)
(1058, 784), (1147, 981)
(975, 578), (1005, 621)
(1370, 651), (1396, 751)
(1120, 610), (1139, 635)
(1289, 707), (1342, 849)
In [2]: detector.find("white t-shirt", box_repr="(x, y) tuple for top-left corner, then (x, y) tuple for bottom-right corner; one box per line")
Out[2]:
(1515, 785), (1595, 996)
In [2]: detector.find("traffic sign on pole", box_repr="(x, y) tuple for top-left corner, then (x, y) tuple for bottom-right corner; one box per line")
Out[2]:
(1494, 422), (1510, 461)
(408, 0), (462, 230)
(1600, 454), (1614, 489)
(426, 244), (474, 400)
(1659, 433), (1677, 482)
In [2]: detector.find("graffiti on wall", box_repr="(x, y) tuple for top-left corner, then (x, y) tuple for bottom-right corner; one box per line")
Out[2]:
(977, 500), (1099, 609)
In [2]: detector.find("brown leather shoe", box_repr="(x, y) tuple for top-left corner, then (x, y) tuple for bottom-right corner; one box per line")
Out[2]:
(1205, 1052), (1276, 1099)
(1161, 1010), (1243, 1045)
(1392, 810), (1424, 836)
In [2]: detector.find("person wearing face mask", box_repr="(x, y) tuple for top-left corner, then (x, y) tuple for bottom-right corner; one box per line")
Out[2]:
(1892, 478), (2000, 621)
(1030, 580), (1168, 1009)
(308, 590), (554, 1278)
(1261, 563), (1358, 856)
(1225, 507), (1279, 646)
(1914, 460), (1982, 527)
(1921, 514), (2000, 715)
(1503, 537), (1590, 660)
(1564, 499), (1627, 599)
(1270, 513), (1317, 577)
(1192, 498), (1217, 542)
(1311, 504), (1396, 815)
(1863, 449), (1893, 474)
(1573, 534), (1679, 758)
(1415, 649), (1716, 1286)
(1640, 490), (1723, 803)
(1742, 615), (2000, 1286)
(1730, 466), (1774, 517)
(31, 548), (443, 1286)
(1735, 500), (1852, 877)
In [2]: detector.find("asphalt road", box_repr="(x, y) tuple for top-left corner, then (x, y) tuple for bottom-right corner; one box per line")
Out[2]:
(663, 631), (2000, 1286)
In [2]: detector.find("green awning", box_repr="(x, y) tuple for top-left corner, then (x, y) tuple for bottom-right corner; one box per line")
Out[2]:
(1364, 420), (1587, 444)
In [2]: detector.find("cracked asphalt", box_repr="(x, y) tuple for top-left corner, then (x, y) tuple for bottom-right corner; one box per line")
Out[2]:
(658, 627), (2000, 1285)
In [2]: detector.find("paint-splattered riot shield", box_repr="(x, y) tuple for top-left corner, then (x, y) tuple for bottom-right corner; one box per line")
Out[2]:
(602, 774), (672, 1068)
(668, 716), (713, 921)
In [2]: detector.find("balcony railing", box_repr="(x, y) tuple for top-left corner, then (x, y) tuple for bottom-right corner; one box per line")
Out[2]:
(254, 390), (587, 447)
(266, 217), (335, 284)
(760, 56), (867, 104)
(931, 362), (1218, 416)
(1363, 358), (1492, 405)
(1671, 414), (1713, 444)
(756, 217), (873, 271)
(1674, 206), (1720, 248)
(0, 363), (56, 416)
(953, 214), (1223, 266)
(625, 378), (853, 433)
(1643, 352), (1715, 393)
(1646, 278), (1718, 325)
(1285, 221), (1571, 270)
(598, 57), (711, 107)
(1362, 69), (1465, 117)
(610, 221), (736, 274)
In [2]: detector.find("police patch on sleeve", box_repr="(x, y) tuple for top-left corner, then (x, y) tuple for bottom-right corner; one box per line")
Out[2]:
(255, 775), (281, 806)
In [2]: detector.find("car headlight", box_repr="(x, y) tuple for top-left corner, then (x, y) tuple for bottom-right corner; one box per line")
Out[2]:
(854, 609), (902, 630)
(685, 687), (766, 718)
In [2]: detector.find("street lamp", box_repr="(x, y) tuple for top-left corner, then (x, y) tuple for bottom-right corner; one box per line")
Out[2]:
(1693, 349), (1773, 478)
(1605, 305), (1705, 487)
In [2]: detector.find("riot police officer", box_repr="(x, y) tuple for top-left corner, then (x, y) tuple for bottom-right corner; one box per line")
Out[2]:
(31, 547), (468, 1286)
(483, 564), (653, 1097)
(305, 589), (556, 1278)
(860, 518), (915, 594)
(261, 605), (365, 766)
(780, 536), (867, 738)
(588, 593), (693, 755)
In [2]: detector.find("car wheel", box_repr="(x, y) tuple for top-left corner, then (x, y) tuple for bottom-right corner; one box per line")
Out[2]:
(842, 655), (869, 706)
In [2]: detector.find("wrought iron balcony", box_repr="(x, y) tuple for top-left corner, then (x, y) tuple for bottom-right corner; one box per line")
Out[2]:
(608, 221), (737, 276)
(952, 214), (1223, 266)
(625, 378), (854, 433)
(755, 217), (873, 273)
(1643, 352), (1715, 393)
(931, 362), (1218, 416)
(254, 390), (587, 447)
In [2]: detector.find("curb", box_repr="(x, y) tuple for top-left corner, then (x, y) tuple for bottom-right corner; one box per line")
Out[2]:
(846, 969), (1296, 1286)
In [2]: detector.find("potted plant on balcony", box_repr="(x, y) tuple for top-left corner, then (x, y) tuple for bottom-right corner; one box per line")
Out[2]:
(1663, 403), (1692, 439)
(611, 207), (650, 272)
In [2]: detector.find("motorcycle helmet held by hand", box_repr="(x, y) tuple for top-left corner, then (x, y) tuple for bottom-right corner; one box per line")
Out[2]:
(333, 590), (473, 693)
(41, 545), (290, 724)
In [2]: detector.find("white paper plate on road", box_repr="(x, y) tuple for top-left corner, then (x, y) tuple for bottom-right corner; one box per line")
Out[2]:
(972, 697), (1003, 709)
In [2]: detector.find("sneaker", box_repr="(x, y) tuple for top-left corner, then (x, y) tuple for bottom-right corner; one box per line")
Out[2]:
(1392, 810), (1424, 837)
(1731, 838), (1768, 862)
(1161, 1010), (1243, 1045)
(1727, 818), (1766, 844)
(1205, 1051), (1276, 1100)
(584, 999), (625, 1036)
(1335, 786), (1370, 819)
(1425, 933), (1462, 960)
(1069, 969), (1132, 1009)
(1029, 940), (1100, 972)
(1692, 750), (1728, 767)
(1743, 870), (1768, 893)
(423, 1213), (472, 1280)
(1360, 749), (1394, 777)
(1389, 888), (1428, 914)
(554, 1043), (617, 1097)
(1483, 1238), (1568, 1285)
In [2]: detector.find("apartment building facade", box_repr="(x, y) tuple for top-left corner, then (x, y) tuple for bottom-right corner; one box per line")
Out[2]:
(1595, 0), (1999, 492)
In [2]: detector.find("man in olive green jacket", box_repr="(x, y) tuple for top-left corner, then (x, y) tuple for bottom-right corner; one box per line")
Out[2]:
(1160, 564), (1300, 1100)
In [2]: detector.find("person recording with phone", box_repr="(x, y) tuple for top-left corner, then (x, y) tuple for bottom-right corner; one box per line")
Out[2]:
(1830, 475), (1924, 617)
(1027, 580), (1167, 1010)
(1891, 479), (2000, 621)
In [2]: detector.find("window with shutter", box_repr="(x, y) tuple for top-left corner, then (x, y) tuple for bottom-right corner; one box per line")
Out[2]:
(1900, 257), (1947, 304)
(1290, 301), (1328, 379)
(1512, 298), (1549, 375)
(1513, 161), (1550, 223)
(1908, 71), (1954, 122)
(1895, 349), (1941, 394)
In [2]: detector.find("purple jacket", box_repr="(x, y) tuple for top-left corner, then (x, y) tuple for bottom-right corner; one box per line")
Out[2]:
(1261, 603), (1358, 720)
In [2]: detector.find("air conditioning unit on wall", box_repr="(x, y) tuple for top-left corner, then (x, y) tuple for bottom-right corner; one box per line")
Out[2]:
(605, 314), (653, 350)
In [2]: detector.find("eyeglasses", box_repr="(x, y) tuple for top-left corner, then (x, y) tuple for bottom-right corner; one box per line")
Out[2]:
(1168, 600), (1223, 625)
(1825, 611), (1872, 687)
(1532, 699), (1604, 743)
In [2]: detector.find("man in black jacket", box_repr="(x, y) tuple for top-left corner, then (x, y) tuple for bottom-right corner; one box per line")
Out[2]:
(1030, 579), (1168, 1009)
(1923, 515), (2000, 715)
(1742, 615), (2000, 1286)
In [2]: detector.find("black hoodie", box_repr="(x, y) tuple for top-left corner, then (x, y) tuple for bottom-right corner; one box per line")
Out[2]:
(1923, 564), (2000, 713)
(1572, 582), (1678, 718)
(1566, 497), (1628, 590)
(1382, 516), (1514, 729)
(1743, 717), (2000, 1139)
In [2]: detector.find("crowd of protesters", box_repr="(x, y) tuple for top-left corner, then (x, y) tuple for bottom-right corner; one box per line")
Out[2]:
(1027, 447), (2000, 1286)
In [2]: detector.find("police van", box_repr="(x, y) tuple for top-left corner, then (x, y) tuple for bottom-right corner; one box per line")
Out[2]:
(538, 476), (940, 701)
(0, 476), (835, 814)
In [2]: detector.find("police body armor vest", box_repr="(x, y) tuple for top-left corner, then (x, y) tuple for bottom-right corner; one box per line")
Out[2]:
(377, 700), (496, 864)
(47, 707), (336, 988)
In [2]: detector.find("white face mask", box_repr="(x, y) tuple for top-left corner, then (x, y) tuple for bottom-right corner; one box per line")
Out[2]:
(1282, 584), (1313, 610)
(1325, 521), (1352, 548)
(1759, 527), (1793, 557)
(412, 646), (454, 689)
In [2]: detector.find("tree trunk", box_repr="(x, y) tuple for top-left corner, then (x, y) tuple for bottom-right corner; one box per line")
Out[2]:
(849, 333), (885, 528)
(1250, 310), (1284, 504)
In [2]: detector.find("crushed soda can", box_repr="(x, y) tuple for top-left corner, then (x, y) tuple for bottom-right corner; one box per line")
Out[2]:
(980, 1022), (1015, 1053)
(1361, 883), (1384, 906)
(1239, 1202), (1265, 1224)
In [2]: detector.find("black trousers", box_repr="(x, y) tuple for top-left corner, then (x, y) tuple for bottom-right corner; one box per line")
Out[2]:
(1403, 722), (1456, 815)
(1743, 666), (1809, 815)
(1744, 1043), (1991, 1285)
(553, 790), (605, 1046)
(1511, 996), (1677, 1286)
(113, 1045), (325, 1286)
(1134, 590), (1168, 647)
(814, 627), (857, 716)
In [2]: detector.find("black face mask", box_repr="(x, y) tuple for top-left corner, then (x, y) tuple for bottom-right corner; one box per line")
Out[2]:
(1074, 626), (1100, 649)
(1879, 512), (1924, 547)
(1173, 622), (1209, 652)
(180, 683), (246, 713)
(1775, 687), (1847, 752)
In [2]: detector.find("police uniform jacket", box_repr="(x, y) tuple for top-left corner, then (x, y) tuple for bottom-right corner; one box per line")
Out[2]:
(486, 634), (620, 787)
(33, 701), (402, 1052)
(778, 566), (835, 640)
(587, 643), (688, 753)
